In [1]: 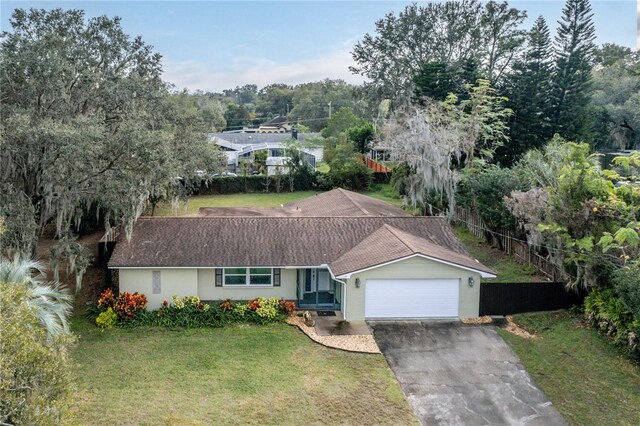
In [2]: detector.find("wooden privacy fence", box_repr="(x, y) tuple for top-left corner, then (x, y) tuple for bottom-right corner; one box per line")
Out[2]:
(479, 282), (586, 316)
(362, 156), (392, 173)
(453, 206), (565, 281)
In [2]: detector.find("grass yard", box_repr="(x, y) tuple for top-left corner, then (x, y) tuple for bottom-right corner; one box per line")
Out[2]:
(153, 184), (403, 216)
(452, 226), (543, 282)
(71, 318), (417, 425)
(153, 191), (319, 216)
(363, 183), (403, 207)
(499, 311), (640, 426)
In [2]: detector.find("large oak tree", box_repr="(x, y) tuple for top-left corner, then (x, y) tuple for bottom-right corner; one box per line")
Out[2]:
(0, 9), (224, 281)
(350, 1), (526, 100)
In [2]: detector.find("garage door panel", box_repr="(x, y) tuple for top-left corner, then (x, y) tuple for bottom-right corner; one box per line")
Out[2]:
(365, 279), (459, 318)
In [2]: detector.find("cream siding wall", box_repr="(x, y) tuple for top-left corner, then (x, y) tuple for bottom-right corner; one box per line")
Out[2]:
(197, 268), (297, 301)
(343, 256), (481, 321)
(118, 269), (198, 310)
(118, 260), (482, 317)
(118, 268), (297, 310)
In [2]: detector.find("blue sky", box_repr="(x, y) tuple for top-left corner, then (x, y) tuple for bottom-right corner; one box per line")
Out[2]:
(2, 1), (637, 92)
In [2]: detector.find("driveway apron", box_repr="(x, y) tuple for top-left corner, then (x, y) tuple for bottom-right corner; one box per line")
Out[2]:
(371, 321), (566, 426)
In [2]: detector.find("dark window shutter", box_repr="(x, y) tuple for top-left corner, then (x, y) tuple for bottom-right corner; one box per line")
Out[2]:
(215, 268), (223, 287)
(273, 268), (281, 287)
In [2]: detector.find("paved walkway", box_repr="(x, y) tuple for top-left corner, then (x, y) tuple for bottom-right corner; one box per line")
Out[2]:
(312, 311), (372, 336)
(371, 321), (566, 426)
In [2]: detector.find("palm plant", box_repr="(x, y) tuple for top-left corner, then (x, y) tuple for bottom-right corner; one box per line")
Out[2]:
(0, 257), (73, 337)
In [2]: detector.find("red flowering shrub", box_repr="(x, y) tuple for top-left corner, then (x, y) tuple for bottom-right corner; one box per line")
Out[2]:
(114, 292), (148, 319)
(278, 299), (296, 315)
(219, 299), (233, 312)
(96, 289), (147, 320)
(98, 289), (116, 309)
(248, 298), (261, 311)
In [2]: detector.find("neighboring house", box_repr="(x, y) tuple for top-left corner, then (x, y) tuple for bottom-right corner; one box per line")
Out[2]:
(256, 116), (291, 133)
(209, 130), (322, 173)
(265, 157), (289, 176)
(369, 144), (392, 162)
(108, 189), (495, 320)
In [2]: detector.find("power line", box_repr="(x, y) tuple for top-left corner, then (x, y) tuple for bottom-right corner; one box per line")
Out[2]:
(223, 116), (333, 130)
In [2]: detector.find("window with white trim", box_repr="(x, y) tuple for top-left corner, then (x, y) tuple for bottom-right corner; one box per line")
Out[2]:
(223, 268), (273, 286)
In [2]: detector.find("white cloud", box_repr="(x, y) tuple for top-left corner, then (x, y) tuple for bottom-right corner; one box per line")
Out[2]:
(161, 48), (365, 92)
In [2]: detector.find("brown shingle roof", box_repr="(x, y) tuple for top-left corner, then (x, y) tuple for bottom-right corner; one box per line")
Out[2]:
(282, 188), (410, 217)
(108, 216), (478, 270)
(199, 206), (293, 217)
(330, 224), (495, 276)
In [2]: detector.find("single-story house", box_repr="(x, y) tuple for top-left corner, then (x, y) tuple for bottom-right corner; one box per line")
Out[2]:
(108, 189), (495, 320)
(209, 130), (322, 173)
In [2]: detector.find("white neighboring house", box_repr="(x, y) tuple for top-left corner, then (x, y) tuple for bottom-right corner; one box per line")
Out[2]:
(209, 130), (323, 174)
(256, 115), (291, 133)
(266, 157), (290, 176)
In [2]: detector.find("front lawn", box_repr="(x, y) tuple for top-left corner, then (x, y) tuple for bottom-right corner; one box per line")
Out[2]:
(499, 311), (640, 426)
(71, 319), (417, 425)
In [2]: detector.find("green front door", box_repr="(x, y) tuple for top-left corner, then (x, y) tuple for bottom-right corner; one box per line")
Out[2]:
(297, 268), (340, 310)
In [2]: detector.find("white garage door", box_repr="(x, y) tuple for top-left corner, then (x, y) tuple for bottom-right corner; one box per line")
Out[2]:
(365, 279), (460, 318)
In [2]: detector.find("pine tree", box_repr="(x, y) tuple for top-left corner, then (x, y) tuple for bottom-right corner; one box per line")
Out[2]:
(413, 62), (457, 102)
(550, 0), (596, 142)
(497, 16), (554, 165)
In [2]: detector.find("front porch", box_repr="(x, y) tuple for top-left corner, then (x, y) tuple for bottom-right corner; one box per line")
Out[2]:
(296, 268), (342, 311)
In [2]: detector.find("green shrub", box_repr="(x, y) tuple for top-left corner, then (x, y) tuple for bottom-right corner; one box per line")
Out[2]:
(254, 297), (279, 320)
(324, 142), (373, 191)
(171, 294), (186, 309)
(584, 289), (639, 356)
(233, 303), (249, 318)
(612, 267), (640, 320)
(97, 295), (291, 329)
(196, 173), (320, 195)
(96, 307), (118, 331)
(0, 282), (74, 425)
(97, 289), (148, 320)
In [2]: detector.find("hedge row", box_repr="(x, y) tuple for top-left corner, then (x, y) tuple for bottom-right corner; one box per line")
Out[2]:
(194, 171), (390, 195)
(89, 292), (296, 329)
(195, 174), (316, 195)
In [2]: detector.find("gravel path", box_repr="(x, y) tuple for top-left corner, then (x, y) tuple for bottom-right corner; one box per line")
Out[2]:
(286, 316), (380, 354)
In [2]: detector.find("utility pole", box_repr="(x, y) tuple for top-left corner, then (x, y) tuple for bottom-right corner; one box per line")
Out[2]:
(328, 101), (332, 119)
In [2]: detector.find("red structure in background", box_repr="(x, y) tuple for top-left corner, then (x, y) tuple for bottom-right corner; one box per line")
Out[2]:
(361, 156), (392, 173)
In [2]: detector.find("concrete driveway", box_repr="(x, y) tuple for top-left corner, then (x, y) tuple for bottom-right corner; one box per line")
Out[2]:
(370, 321), (566, 426)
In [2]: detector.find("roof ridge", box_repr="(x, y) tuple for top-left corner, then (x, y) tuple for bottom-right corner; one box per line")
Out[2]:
(337, 188), (371, 215)
(138, 215), (443, 220)
(381, 224), (419, 252)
